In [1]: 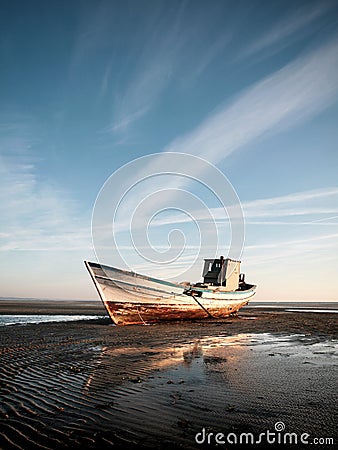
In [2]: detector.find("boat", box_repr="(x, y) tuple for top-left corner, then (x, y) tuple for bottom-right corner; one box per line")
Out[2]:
(84, 257), (256, 325)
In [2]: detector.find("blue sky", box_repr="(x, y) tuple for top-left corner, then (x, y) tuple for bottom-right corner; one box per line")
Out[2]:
(1, 0), (338, 301)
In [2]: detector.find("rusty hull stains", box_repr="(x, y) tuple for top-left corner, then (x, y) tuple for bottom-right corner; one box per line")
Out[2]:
(105, 302), (210, 325)
(104, 301), (245, 326)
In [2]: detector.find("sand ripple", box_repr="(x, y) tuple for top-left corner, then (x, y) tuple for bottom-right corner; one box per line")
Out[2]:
(0, 313), (337, 449)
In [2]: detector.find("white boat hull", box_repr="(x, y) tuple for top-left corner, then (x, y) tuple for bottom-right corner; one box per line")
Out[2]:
(85, 261), (256, 325)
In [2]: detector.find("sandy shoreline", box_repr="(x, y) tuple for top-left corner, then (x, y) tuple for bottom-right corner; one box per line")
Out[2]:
(0, 299), (107, 316)
(0, 310), (337, 449)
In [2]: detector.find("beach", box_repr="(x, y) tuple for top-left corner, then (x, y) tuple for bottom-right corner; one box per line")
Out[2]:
(0, 303), (337, 449)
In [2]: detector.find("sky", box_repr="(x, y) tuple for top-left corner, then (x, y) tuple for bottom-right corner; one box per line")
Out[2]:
(1, 0), (338, 301)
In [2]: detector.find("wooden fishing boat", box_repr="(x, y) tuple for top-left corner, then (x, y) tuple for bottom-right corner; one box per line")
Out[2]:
(85, 257), (256, 325)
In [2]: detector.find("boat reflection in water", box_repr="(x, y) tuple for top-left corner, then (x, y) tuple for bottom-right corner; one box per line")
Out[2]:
(81, 334), (258, 395)
(77, 332), (337, 448)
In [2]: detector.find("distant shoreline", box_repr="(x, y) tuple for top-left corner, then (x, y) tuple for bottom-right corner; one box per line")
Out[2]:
(0, 299), (107, 315)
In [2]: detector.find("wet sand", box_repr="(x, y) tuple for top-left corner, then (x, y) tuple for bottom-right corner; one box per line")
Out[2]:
(0, 308), (337, 449)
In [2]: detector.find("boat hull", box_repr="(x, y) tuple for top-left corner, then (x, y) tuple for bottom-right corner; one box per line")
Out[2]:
(85, 261), (256, 325)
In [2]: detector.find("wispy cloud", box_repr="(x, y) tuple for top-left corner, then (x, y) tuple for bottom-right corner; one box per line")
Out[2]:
(99, 35), (338, 266)
(106, 54), (173, 134)
(164, 36), (338, 163)
(241, 188), (338, 220)
(242, 232), (338, 267)
(98, 35), (338, 282)
(102, 183), (338, 282)
(104, 5), (187, 134)
(239, 1), (336, 59)
(105, 5), (233, 134)
(245, 232), (338, 250)
(310, 215), (338, 223)
(105, 2), (337, 136)
(140, 187), (338, 227)
(112, 230), (338, 281)
(0, 119), (91, 252)
(69, 1), (116, 77)
(191, 31), (232, 80)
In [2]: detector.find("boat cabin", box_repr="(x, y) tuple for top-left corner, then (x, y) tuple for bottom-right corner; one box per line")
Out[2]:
(202, 256), (241, 291)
